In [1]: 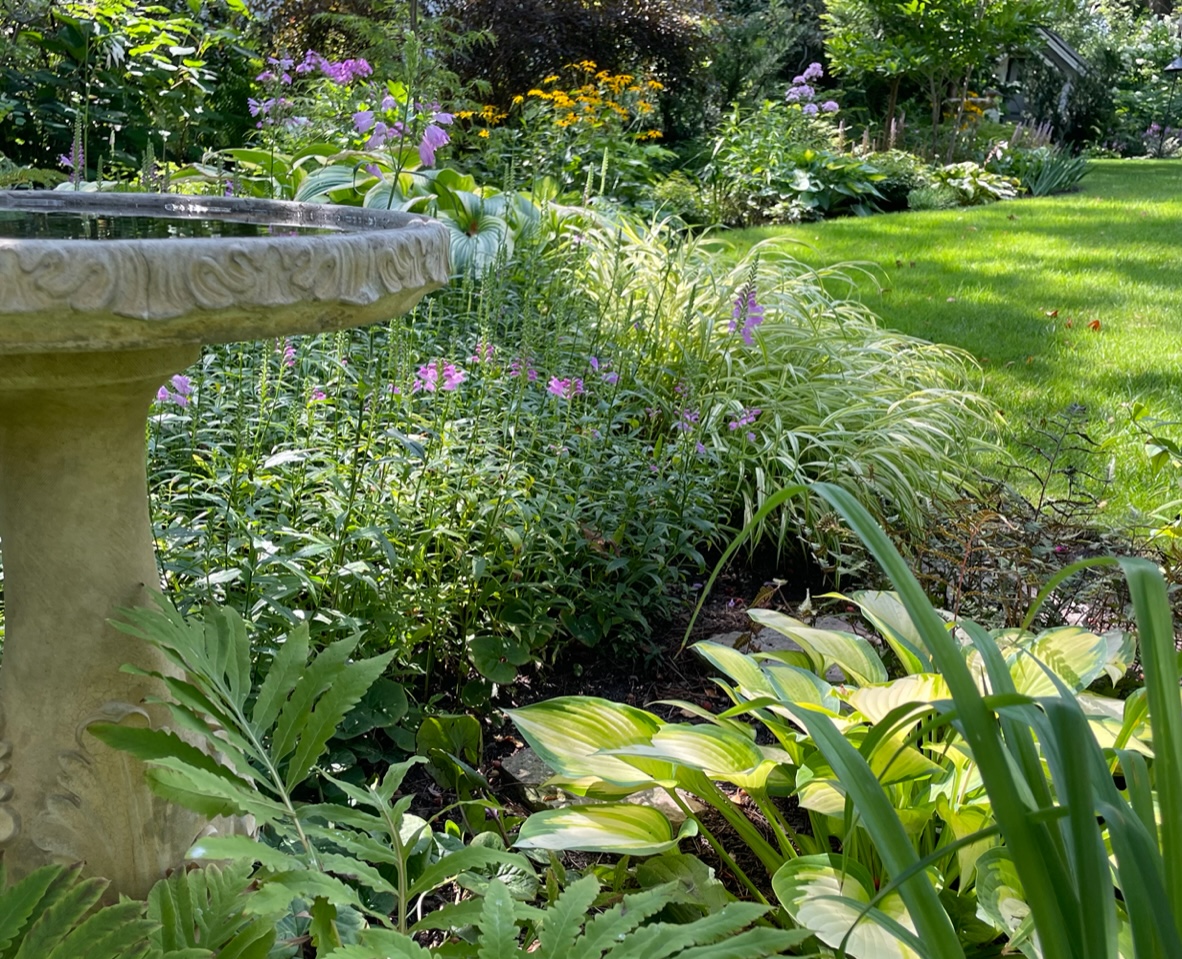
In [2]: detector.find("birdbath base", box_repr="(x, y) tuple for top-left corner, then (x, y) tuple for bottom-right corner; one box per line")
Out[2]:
(0, 347), (217, 898)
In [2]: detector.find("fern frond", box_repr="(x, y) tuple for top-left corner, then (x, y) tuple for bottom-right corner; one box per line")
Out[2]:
(476, 880), (519, 959)
(0, 865), (62, 953)
(571, 882), (679, 959)
(537, 875), (599, 958)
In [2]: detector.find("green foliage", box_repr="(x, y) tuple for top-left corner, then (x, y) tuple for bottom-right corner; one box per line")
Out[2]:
(0, 0), (256, 169)
(929, 161), (1020, 204)
(707, 100), (865, 224)
(0, 860), (268, 959)
(985, 142), (1091, 196)
(320, 875), (808, 958)
(824, 0), (1058, 145)
(94, 600), (534, 940)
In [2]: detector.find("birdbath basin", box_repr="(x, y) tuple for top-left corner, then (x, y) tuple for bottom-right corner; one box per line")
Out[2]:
(0, 190), (449, 897)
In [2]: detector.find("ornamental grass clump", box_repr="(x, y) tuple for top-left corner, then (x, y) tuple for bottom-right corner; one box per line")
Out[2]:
(573, 214), (994, 569)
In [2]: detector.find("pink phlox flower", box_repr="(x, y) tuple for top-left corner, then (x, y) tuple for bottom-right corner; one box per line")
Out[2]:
(157, 375), (192, 407)
(413, 362), (440, 392)
(728, 407), (761, 431)
(510, 357), (537, 380)
(674, 408), (700, 432)
(311, 388), (327, 402)
(547, 376), (571, 398)
(441, 363), (466, 390)
(277, 338), (296, 367)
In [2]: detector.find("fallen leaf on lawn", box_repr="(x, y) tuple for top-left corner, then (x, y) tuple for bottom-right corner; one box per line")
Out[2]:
(1064, 319), (1073, 328)
(1045, 309), (1058, 317)
(1088, 319), (1102, 331)
(1007, 214), (1018, 220)
(895, 258), (903, 267)
(1025, 356), (1035, 364)
(966, 225), (978, 231)
(947, 296), (957, 302)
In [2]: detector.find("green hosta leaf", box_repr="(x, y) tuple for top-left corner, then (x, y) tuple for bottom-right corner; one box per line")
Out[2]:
(505, 698), (670, 796)
(516, 802), (698, 855)
(974, 848), (1041, 958)
(846, 674), (950, 724)
(605, 724), (778, 792)
(772, 855), (922, 959)
(1099, 629), (1137, 685)
(829, 590), (932, 673)
(761, 661), (840, 712)
(746, 609), (887, 685)
(934, 796), (995, 889)
(691, 642), (773, 695)
(1010, 627), (1107, 697)
(294, 164), (369, 202)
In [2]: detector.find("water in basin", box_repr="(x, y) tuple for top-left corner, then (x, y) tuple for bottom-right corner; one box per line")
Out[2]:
(0, 211), (345, 240)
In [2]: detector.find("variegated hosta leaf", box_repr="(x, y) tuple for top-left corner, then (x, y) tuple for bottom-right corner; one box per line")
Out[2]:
(828, 589), (932, 674)
(772, 855), (921, 959)
(515, 802), (698, 855)
(692, 641), (774, 696)
(1009, 627), (1108, 697)
(1078, 692), (1152, 755)
(845, 673), (951, 725)
(746, 608), (888, 686)
(975, 848), (1042, 959)
(761, 661), (842, 713)
(1100, 629), (1137, 685)
(603, 724), (780, 792)
(504, 698), (673, 798)
(934, 795), (995, 888)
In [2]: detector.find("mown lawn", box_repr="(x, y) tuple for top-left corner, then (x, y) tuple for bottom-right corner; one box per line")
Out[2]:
(726, 160), (1182, 521)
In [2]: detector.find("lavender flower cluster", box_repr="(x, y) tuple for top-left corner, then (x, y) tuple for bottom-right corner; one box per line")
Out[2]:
(785, 62), (838, 116)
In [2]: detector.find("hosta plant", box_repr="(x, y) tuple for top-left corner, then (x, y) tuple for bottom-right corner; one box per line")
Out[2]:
(508, 483), (1169, 958)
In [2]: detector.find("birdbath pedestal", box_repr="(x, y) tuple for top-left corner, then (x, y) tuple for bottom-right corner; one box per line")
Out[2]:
(0, 191), (449, 898)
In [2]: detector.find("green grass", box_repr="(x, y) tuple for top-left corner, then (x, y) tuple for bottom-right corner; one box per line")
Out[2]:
(725, 160), (1182, 522)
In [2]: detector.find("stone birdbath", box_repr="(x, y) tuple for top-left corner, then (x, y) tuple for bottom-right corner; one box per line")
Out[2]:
(0, 190), (449, 898)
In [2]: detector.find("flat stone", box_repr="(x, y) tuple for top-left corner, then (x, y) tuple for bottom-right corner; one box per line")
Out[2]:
(502, 746), (552, 786)
(629, 788), (705, 825)
(702, 630), (753, 648)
